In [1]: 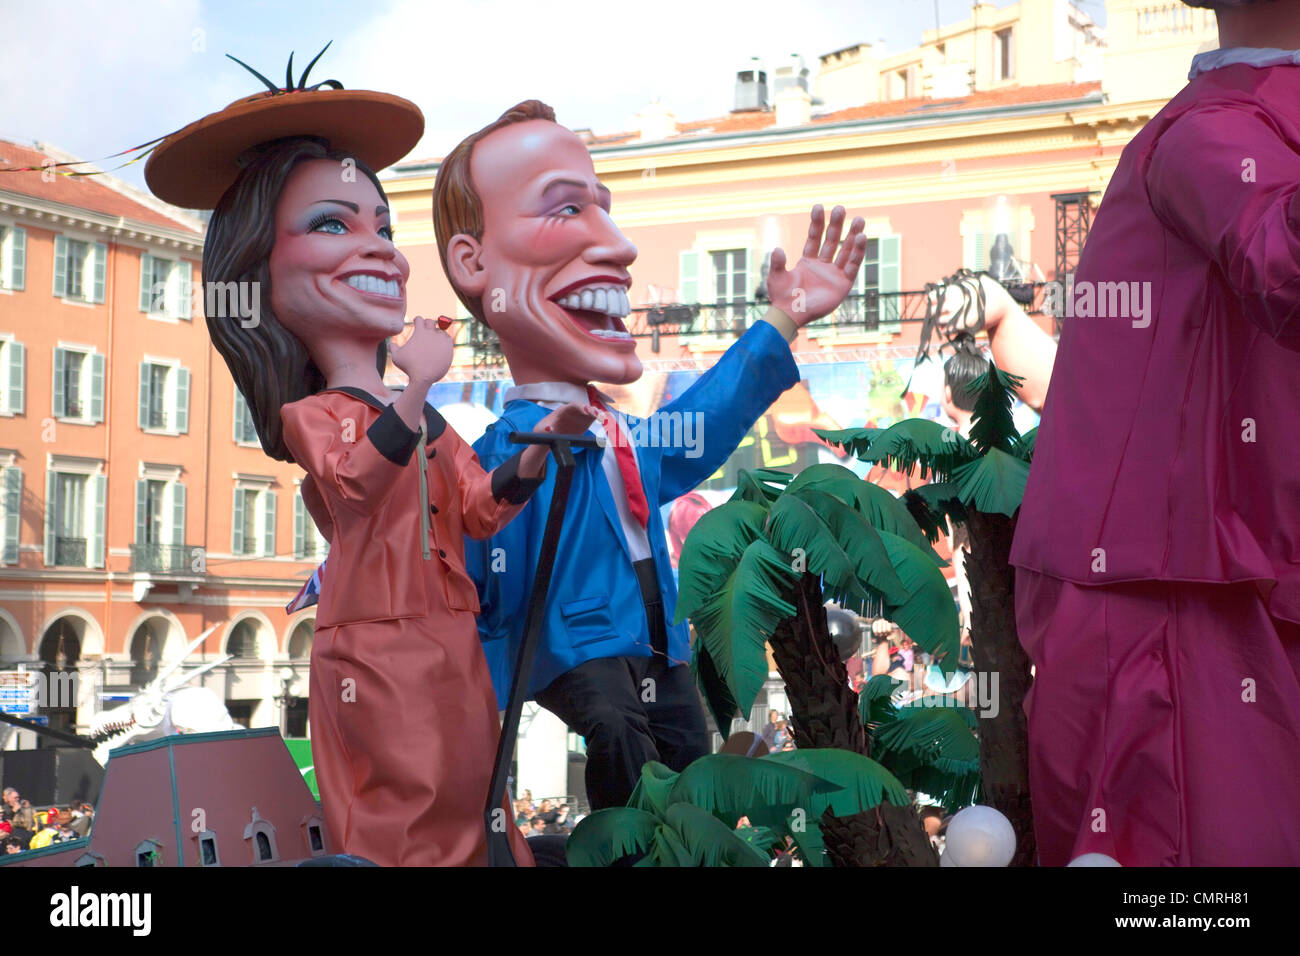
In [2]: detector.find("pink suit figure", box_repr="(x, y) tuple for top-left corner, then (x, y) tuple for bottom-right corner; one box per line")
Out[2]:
(1011, 49), (1300, 865)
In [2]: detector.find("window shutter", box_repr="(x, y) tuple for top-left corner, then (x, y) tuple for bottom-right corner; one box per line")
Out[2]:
(44, 470), (57, 566)
(139, 252), (154, 312)
(89, 352), (105, 422)
(231, 487), (245, 555)
(170, 482), (186, 548)
(139, 254), (154, 312)
(52, 347), (66, 418)
(7, 341), (24, 415)
(293, 493), (306, 560)
(138, 361), (150, 429)
(53, 236), (67, 298)
(678, 250), (699, 304)
(134, 479), (148, 547)
(234, 391), (247, 443)
(262, 491), (277, 557)
(878, 234), (902, 327)
(175, 261), (193, 320)
(2, 467), (21, 565)
(9, 228), (24, 291)
(174, 367), (190, 433)
(89, 474), (106, 568)
(91, 243), (106, 304)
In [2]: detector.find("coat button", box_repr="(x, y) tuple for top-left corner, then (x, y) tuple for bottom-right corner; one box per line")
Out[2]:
(430, 503), (439, 515)
(427, 447), (437, 459)
(438, 549), (447, 559)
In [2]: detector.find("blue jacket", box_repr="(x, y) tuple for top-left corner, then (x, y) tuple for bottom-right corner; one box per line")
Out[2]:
(467, 320), (799, 707)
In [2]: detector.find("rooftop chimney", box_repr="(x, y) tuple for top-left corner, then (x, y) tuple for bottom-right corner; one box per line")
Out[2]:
(773, 53), (810, 95)
(733, 58), (768, 112)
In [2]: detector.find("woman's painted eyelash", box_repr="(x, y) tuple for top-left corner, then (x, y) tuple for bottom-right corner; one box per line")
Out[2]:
(306, 212), (342, 232)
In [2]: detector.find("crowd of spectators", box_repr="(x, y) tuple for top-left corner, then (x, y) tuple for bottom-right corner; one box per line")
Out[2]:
(513, 789), (587, 839)
(1, 786), (93, 855)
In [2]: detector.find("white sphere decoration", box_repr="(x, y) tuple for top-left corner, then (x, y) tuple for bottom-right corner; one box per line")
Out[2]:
(1067, 852), (1122, 867)
(940, 850), (957, 867)
(943, 805), (1016, 867)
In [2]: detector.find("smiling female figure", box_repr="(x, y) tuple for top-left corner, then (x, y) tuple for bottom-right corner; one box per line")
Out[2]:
(146, 76), (593, 865)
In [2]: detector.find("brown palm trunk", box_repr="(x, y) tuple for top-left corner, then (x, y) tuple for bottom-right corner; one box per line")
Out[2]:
(768, 574), (938, 867)
(964, 508), (1036, 866)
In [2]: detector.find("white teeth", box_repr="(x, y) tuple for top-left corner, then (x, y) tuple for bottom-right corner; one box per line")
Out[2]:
(590, 328), (633, 340)
(346, 275), (399, 297)
(592, 288), (607, 314)
(580, 289), (594, 310)
(618, 289), (630, 317)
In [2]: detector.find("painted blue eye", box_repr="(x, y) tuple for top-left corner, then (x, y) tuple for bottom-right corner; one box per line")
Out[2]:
(307, 215), (347, 234)
(559, 204), (580, 216)
(379, 226), (394, 241)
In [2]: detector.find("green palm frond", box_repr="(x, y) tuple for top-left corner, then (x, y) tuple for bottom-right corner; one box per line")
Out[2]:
(831, 420), (977, 481)
(877, 530), (961, 671)
(731, 468), (792, 506)
(689, 539), (798, 723)
(1013, 426), (1038, 462)
(660, 803), (771, 867)
(763, 748), (911, 818)
(787, 817), (828, 866)
(565, 808), (661, 867)
(627, 761), (680, 817)
(872, 707), (981, 811)
(859, 674), (904, 728)
(644, 822), (696, 867)
(674, 500), (768, 624)
(763, 493), (875, 610)
(736, 824), (781, 855)
(783, 486), (908, 609)
(667, 804), (775, 867)
(967, 363), (1025, 455)
(902, 481), (969, 542)
(852, 481), (947, 565)
(950, 447), (1030, 517)
(783, 462), (866, 504)
(691, 644), (743, 742)
(667, 753), (836, 826)
(815, 426), (882, 459)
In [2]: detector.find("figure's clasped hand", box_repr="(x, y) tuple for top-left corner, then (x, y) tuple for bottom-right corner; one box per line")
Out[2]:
(389, 315), (454, 388)
(766, 204), (868, 327)
(519, 402), (601, 477)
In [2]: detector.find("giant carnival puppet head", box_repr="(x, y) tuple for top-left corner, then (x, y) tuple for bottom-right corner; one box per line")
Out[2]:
(433, 101), (641, 388)
(144, 48), (424, 462)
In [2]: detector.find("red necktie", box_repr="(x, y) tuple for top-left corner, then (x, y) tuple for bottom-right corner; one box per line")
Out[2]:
(587, 385), (649, 529)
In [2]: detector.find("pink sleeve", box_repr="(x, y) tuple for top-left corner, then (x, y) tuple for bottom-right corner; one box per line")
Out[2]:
(1146, 103), (1300, 349)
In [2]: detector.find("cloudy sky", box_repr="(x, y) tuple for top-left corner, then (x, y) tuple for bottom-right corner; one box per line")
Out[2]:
(1, 0), (1106, 191)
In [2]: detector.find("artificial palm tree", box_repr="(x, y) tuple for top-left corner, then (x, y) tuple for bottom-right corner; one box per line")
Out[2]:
(818, 361), (1038, 865)
(673, 463), (966, 866)
(567, 749), (914, 867)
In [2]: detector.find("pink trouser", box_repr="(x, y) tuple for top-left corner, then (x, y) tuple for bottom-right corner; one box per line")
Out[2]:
(1015, 570), (1300, 866)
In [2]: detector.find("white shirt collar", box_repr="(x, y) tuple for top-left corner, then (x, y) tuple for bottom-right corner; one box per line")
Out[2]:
(1189, 47), (1300, 79)
(503, 381), (616, 407)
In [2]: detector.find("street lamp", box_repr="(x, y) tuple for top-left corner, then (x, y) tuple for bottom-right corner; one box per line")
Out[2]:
(275, 666), (295, 737)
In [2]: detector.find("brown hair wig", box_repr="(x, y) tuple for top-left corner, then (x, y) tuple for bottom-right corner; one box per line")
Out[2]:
(431, 100), (556, 324)
(203, 136), (388, 462)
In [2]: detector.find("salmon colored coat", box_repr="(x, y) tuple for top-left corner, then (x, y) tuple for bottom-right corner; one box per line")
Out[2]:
(281, 387), (539, 866)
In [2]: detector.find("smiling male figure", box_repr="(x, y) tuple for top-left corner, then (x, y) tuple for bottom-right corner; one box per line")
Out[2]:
(435, 100), (868, 810)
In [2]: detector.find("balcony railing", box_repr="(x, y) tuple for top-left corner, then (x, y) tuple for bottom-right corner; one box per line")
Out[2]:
(52, 537), (87, 566)
(130, 543), (193, 573)
(460, 280), (1058, 363)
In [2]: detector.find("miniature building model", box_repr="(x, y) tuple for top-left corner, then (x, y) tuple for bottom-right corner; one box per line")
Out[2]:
(0, 727), (331, 867)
